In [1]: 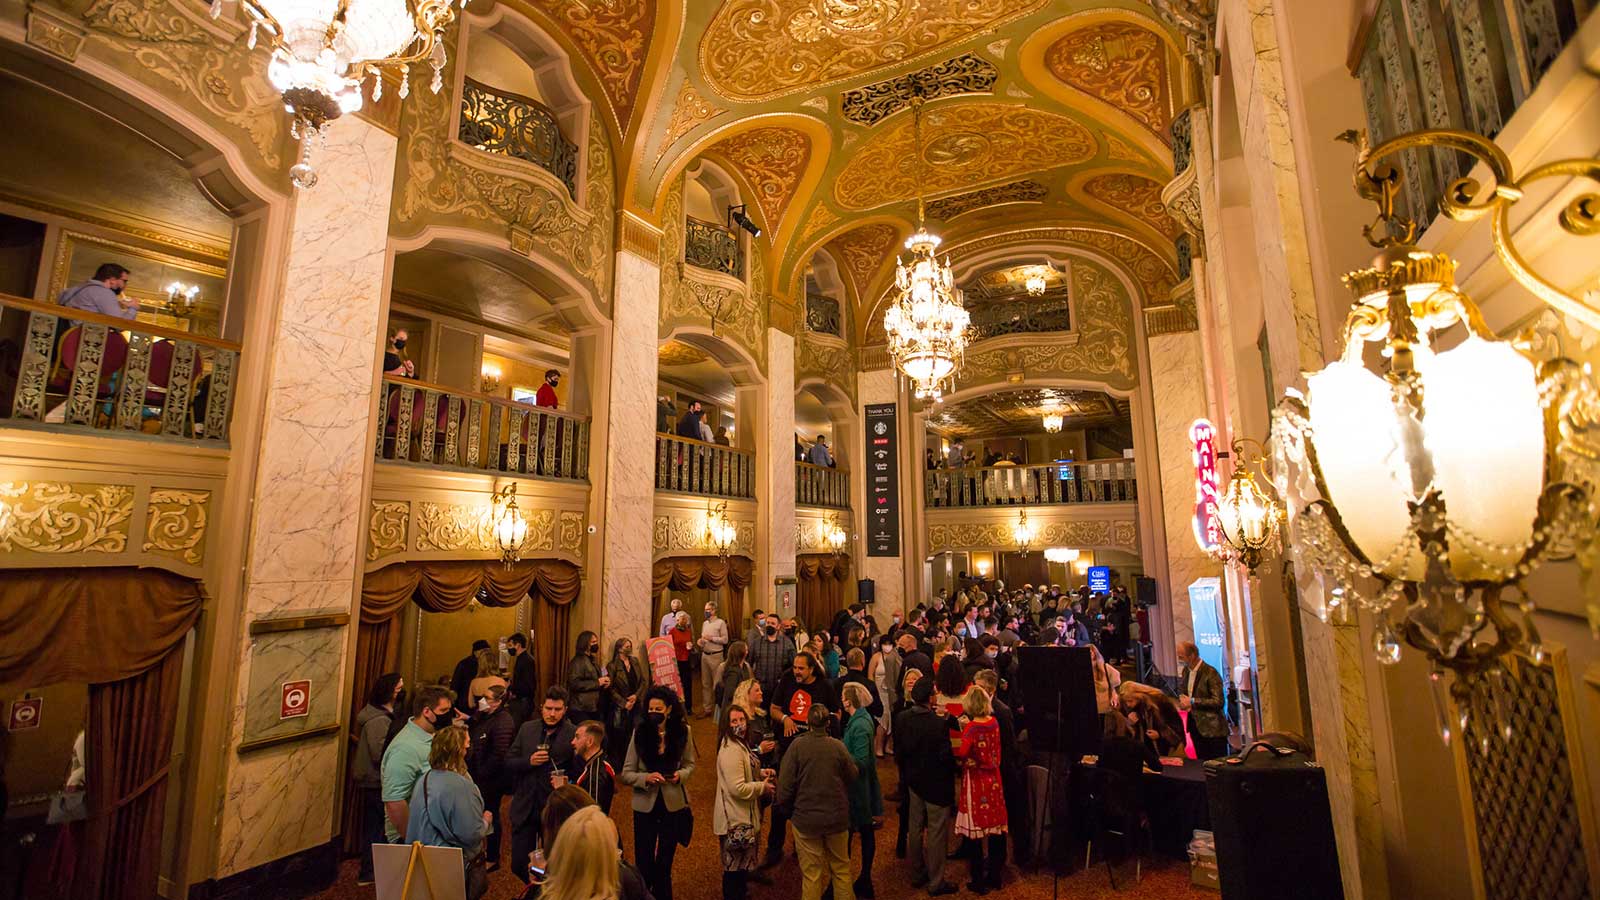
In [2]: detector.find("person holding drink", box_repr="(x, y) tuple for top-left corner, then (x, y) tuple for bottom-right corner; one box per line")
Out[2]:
(505, 686), (575, 884)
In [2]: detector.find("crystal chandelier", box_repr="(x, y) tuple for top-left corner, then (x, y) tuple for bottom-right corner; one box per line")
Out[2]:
(1211, 439), (1282, 576)
(491, 483), (527, 567)
(824, 516), (848, 556)
(1041, 411), (1064, 433)
(1270, 128), (1600, 746)
(213, 0), (467, 189)
(1044, 547), (1079, 565)
(1021, 263), (1056, 297)
(1012, 508), (1037, 555)
(882, 87), (970, 401)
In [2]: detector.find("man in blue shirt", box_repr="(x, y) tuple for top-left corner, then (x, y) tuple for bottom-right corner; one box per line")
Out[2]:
(806, 434), (834, 468)
(381, 685), (456, 842)
(56, 263), (137, 320)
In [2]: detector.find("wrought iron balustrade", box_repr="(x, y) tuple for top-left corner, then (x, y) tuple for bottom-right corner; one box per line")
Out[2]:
(458, 77), (579, 198)
(796, 461), (849, 509)
(925, 459), (1136, 508)
(966, 302), (1072, 341)
(377, 375), (590, 482)
(655, 432), (754, 499)
(805, 293), (841, 336)
(0, 292), (239, 444)
(684, 217), (743, 278)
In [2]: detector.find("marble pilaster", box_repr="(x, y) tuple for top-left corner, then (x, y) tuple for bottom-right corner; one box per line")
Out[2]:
(765, 329), (796, 585)
(856, 369), (905, 615)
(599, 249), (662, 650)
(1146, 330), (1221, 650)
(217, 114), (397, 876)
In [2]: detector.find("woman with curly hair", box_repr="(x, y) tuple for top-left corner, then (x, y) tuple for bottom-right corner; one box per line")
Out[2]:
(405, 724), (490, 899)
(620, 685), (696, 900)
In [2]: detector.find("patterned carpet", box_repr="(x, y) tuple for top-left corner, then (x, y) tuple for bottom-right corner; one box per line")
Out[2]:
(308, 715), (1215, 900)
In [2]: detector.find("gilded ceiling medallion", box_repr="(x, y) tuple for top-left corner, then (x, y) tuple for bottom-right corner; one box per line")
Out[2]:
(834, 104), (1095, 211)
(699, 0), (1047, 102)
(1082, 173), (1177, 237)
(1043, 22), (1172, 140)
(828, 222), (901, 298)
(530, 0), (656, 127)
(706, 127), (813, 236)
(925, 179), (1048, 220)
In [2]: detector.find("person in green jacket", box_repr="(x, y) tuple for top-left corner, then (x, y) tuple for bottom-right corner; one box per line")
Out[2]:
(841, 682), (883, 898)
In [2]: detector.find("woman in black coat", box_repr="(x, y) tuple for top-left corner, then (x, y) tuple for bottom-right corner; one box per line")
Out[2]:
(467, 685), (517, 870)
(606, 637), (645, 758)
(619, 686), (696, 900)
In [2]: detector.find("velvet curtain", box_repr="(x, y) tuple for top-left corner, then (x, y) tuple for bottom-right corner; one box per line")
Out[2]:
(650, 555), (754, 634)
(796, 554), (850, 633)
(0, 567), (203, 900)
(342, 559), (581, 852)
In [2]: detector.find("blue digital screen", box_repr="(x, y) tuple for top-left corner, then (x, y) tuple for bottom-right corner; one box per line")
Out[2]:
(1087, 566), (1111, 593)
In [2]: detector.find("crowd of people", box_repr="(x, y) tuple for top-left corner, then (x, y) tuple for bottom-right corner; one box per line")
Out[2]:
(358, 578), (1231, 900)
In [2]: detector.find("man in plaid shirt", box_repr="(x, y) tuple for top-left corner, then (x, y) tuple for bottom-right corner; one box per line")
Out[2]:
(749, 611), (796, 700)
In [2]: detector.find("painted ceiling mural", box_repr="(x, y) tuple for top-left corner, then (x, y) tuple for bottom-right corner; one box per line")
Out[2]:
(527, 0), (657, 130)
(1042, 21), (1174, 140)
(704, 126), (814, 234)
(697, 0), (1048, 102)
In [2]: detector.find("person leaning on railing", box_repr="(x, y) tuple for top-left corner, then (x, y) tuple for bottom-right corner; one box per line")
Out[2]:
(57, 262), (137, 320)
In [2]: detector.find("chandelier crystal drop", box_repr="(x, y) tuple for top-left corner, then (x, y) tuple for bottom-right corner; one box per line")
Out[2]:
(215, 0), (467, 189)
(1025, 271), (1048, 296)
(882, 89), (970, 401)
(1042, 411), (1064, 433)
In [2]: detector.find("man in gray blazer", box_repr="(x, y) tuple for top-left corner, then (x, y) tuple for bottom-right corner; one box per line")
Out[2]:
(1177, 641), (1230, 761)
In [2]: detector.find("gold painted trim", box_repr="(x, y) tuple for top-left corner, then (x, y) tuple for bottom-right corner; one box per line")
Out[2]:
(621, 212), (662, 259)
(236, 723), (342, 754)
(248, 613), (351, 635)
(0, 192), (229, 262)
(1145, 302), (1197, 335)
(25, 6), (86, 62)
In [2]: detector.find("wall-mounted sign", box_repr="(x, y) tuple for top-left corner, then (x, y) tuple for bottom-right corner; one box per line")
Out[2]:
(1190, 419), (1222, 554)
(864, 403), (900, 557)
(280, 680), (311, 720)
(8, 697), (41, 731)
(1087, 566), (1111, 594)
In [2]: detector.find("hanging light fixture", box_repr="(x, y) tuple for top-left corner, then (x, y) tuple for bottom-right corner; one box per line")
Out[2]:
(212, 0), (468, 189)
(1211, 439), (1282, 576)
(707, 502), (738, 559)
(1270, 127), (1600, 746)
(1012, 508), (1037, 555)
(491, 483), (528, 567)
(1044, 547), (1079, 565)
(1042, 411), (1064, 433)
(882, 82), (970, 401)
(824, 516), (848, 556)
(1022, 262), (1057, 297)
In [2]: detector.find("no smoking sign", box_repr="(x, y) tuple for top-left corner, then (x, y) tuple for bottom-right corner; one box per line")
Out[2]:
(8, 697), (42, 731)
(280, 680), (311, 720)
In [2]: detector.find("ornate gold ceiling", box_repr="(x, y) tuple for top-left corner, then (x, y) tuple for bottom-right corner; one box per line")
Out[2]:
(924, 388), (1127, 439)
(515, 0), (1190, 344)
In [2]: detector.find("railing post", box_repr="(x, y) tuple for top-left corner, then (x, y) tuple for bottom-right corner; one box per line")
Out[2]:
(64, 323), (109, 426)
(12, 310), (57, 421)
(395, 385), (415, 462)
(115, 333), (153, 431)
(485, 404), (502, 471)
(444, 396), (462, 465)
(466, 399), (484, 466)
(158, 341), (197, 438)
(507, 408), (526, 473)
(419, 390), (439, 463)
(205, 349), (237, 442)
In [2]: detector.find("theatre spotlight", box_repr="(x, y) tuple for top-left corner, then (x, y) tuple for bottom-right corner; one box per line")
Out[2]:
(727, 204), (761, 238)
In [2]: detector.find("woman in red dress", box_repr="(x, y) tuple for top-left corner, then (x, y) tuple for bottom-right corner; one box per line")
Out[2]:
(953, 685), (1007, 894)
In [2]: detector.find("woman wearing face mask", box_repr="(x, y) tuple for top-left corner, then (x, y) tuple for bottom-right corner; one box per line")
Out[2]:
(730, 679), (778, 767)
(868, 635), (901, 758)
(382, 329), (416, 378)
(671, 611), (694, 709)
(466, 685), (515, 871)
(621, 686), (696, 900)
(715, 704), (773, 900)
(565, 630), (610, 724)
(607, 637), (644, 757)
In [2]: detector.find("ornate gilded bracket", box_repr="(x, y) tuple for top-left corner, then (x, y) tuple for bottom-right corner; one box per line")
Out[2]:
(1337, 127), (1600, 332)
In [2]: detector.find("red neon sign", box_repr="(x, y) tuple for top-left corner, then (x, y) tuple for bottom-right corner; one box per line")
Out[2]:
(1190, 419), (1222, 553)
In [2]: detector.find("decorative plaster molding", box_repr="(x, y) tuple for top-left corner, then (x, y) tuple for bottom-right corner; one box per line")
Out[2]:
(26, 7), (87, 61)
(367, 500), (409, 562)
(927, 518), (1138, 554)
(0, 481), (133, 554)
(653, 512), (756, 557)
(143, 488), (210, 565)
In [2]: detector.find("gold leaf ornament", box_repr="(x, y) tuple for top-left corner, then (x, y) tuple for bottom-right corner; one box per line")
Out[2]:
(0, 481), (134, 554)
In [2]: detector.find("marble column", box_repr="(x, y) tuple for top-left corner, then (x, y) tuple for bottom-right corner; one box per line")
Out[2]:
(215, 115), (397, 876)
(598, 243), (661, 650)
(855, 369), (907, 615)
(764, 328), (796, 592)
(1145, 330), (1222, 651)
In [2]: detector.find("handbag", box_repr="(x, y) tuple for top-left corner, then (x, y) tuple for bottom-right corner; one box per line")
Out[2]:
(423, 772), (490, 900)
(720, 749), (758, 852)
(47, 790), (88, 825)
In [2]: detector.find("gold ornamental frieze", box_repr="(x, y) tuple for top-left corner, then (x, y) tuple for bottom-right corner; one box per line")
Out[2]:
(142, 488), (210, 565)
(367, 501), (410, 562)
(653, 513), (755, 557)
(0, 481), (134, 555)
(927, 518), (1138, 554)
(413, 501), (584, 557)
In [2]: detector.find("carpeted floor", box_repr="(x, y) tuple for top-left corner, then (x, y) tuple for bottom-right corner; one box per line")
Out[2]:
(309, 715), (1215, 900)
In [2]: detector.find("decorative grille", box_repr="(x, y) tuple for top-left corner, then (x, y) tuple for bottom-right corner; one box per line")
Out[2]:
(458, 77), (579, 197)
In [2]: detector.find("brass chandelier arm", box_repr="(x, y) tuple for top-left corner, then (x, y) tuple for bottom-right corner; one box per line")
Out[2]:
(1341, 127), (1600, 332)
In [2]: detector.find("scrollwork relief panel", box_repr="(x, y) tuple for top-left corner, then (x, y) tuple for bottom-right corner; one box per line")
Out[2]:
(367, 501), (409, 562)
(143, 488), (210, 565)
(653, 512), (757, 558)
(927, 518), (1138, 554)
(0, 481), (134, 554)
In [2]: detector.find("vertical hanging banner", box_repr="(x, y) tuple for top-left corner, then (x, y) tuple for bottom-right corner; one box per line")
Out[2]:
(1190, 419), (1222, 554)
(865, 402), (901, 557)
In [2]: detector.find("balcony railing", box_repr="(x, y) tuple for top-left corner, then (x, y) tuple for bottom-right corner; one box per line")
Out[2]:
(967, 301), (1072, 341)
(0, 292), (239, 444)
(796, 461), (849, 510)
(458, 76), (579, 198)
(655, 433), (754, 499)
(926, 460), (1136, 508)
(377, 376), (589, 481)
(684, 217), (743, 279)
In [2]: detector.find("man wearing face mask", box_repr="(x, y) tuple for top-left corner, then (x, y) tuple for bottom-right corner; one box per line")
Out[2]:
(380, 685), (456, 843)
(505, 633), (536, 726)
(697, 602), (729, 717)
(467, 685), (515, 870)
(58, 262), (138, 319)
(534, 368), (562, 408)
(750, 612), (795, 704)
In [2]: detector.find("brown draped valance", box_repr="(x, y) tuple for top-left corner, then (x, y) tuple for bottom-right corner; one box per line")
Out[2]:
(796, 553), (851, 633)
(652, 556), (754, 635)
(0, 567), (203, 688)
(360, 559), (579, 622)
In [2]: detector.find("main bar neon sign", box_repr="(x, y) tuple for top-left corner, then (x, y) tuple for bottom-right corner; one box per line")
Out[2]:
(1190, 419), (1222, 554)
